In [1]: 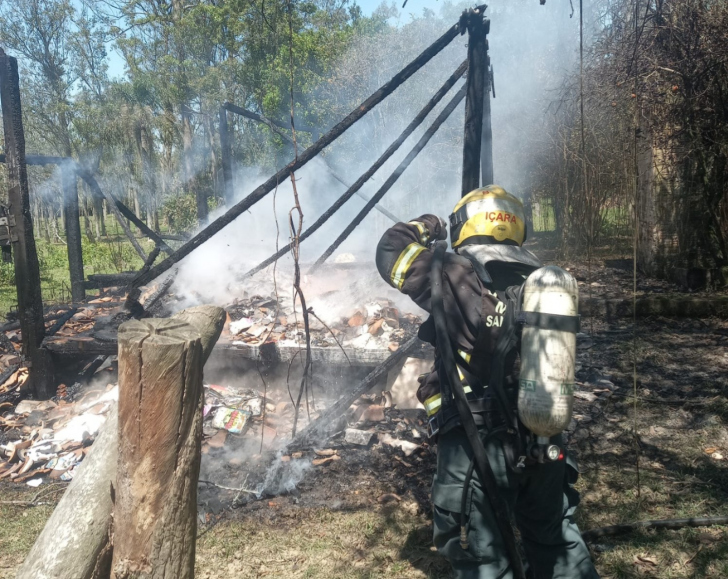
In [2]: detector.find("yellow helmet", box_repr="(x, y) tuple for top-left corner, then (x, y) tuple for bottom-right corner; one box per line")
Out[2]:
(449, 185), (526, 249)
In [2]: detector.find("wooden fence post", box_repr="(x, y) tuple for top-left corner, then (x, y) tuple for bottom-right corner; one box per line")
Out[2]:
(219, 106), (234, 206)
(0, 49), (54, 398)
(461, 8), (488, 196)
(14, 305), (225, 579)
(61, 163), (86, 302)
(112, 306), (225, 579)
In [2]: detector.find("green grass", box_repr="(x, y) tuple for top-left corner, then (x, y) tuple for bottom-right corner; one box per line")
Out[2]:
(0, 483), (65, 579)
(0, 214), (169, 315)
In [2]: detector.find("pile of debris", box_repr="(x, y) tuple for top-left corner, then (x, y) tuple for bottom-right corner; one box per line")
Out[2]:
(226, 294), (421, 351)
(198, 376), (429, 497)
(0, 382), (116, 485)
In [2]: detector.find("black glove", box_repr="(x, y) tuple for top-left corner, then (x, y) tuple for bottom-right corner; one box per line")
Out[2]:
(435, 217), (448, 241)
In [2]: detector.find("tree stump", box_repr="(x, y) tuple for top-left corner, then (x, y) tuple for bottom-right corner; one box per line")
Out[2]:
(112, 318), (205, 578)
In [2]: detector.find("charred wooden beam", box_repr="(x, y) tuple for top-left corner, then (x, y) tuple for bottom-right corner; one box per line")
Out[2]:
(481, 38), (494, 186)
(159, 233), (190, 241)
(45, 307), (78, 337)
(461, 7), (488, 196)
(243, 61), (467, 279)
(76, 169), (148, 261)
(312, 84), (467, 269)
(84, 273), (139, 289)
(222, 103), (318, 135)
(224, 102), (402, 223)
(131, 23), (460, 290)
(0, 49), (54, 398)
(0, 307), (71, 333)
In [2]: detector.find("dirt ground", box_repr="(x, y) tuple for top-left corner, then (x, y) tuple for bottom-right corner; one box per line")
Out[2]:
(2, 252), (728, 579)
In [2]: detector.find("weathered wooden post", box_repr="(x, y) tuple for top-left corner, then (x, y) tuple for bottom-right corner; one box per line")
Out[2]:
(112, 306), (225, 579)
(461, 7), (488, 196)
(219, 106), (235, 206)
(61, 162), (86, 302)
(15, 306), (225, 579)
(0, 48), (54, 398)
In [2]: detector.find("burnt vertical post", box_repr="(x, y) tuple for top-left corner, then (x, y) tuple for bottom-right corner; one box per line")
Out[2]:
(461, 7), (488, 197)
(219, 106), (234, 206)
(61, 163), (85, 302)
(480, 26), (494, 186)
(0, 49), (54, 398)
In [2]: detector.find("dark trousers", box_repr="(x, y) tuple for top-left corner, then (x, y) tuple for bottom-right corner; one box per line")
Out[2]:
(432, 428), (600, 579)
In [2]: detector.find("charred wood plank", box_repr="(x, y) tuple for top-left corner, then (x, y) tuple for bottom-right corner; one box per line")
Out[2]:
(287, 335), (422, 448)
(0, 308), (71, 333)
(243, 60), (467, 279)
(46, 307), (78, 337)
(131, 24), (460, 289)
(312, 83), (467, 269)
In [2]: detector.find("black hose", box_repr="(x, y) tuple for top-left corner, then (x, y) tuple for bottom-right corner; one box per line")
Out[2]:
(430, 241), (526, 579)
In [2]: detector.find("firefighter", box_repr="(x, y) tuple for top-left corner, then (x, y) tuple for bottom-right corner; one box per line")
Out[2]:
(375, 185), (599, 579)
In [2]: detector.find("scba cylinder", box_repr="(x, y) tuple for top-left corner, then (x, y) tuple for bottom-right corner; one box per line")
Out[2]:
(518, 266), (579, 438)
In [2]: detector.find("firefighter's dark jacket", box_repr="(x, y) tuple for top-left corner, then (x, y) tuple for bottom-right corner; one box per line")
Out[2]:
(376, 214), (525, 409)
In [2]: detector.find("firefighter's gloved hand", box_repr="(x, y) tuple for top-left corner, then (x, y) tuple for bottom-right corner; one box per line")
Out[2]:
(410, 214), (447, 244)
(435, 217), (448, 241)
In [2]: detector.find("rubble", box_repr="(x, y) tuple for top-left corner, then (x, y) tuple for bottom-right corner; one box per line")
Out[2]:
(379, 433), (421, 457)
(225, 293), (420, 351)
(344, 428), (375, 446)
(0, 383), (117, 484)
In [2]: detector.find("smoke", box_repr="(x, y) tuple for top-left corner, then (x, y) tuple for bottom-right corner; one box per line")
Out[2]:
(165, 1), (579, 314)
(257, 452), (313, 496)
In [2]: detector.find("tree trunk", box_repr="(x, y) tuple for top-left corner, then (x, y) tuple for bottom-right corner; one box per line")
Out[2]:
(636, 126), (658, 275)
(94, 195), (106, 237)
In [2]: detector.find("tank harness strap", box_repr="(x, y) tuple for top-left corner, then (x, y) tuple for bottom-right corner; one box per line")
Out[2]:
(429, 241), (526, 579)
(519, 311), (581, 333)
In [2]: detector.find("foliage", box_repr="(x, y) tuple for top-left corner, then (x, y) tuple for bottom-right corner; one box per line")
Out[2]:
(526, 0), (728, 273)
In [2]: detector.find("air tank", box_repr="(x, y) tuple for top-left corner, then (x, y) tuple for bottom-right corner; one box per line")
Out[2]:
(517, 266), (578, 439)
